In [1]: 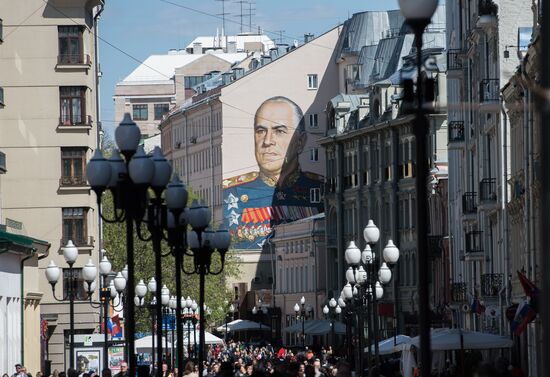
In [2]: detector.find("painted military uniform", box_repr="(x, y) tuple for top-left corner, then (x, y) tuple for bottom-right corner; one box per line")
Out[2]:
(223, 170), (323, 250)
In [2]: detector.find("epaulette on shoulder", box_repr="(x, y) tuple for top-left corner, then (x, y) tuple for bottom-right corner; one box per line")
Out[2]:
(303, 171), (323, 181)
(223, 171), (259, 188)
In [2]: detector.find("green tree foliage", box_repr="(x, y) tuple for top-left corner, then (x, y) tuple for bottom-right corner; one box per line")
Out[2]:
(101, 190), (240, 333)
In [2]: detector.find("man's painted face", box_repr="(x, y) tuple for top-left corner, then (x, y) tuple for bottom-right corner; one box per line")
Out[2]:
(254, 101), (304, 177)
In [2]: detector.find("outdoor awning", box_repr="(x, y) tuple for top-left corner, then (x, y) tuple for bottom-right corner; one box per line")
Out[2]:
(135, 335), (172, 353)
(216, 319), (271, 332)
(365, 335), (411, 355)
(0, 230), (50, 255)
(399, 328), (513, 351)
(283, 319), (346, 336)
(180, 330), (224, 345)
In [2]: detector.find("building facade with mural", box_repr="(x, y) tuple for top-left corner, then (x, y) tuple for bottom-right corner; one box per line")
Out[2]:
(160, 28), (340, 312)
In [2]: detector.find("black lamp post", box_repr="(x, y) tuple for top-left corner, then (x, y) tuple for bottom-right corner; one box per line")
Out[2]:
(293, 296), (313, 349)
(322, 298), (341, 351)
(252, 300), (268, 332)
(182, 206), (231, 377)
(224, 302), (235, 343)
(45, 240), (91, 369)
(397, 1), (438, 376)
(342, 221), (400, 377)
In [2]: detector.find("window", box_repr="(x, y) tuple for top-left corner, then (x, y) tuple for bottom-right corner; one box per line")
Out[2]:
(133, 104), (148, 121)
(310, 148), (319, 161)
(58, 26), (83, 64)
(60, 87), (85, 125)
(184, 76), (205, 89)
(154, 103), (170, 120)
(61, 148), (86, 186)
(307, 74), (318, 89)
(0, 18), (3, 43)
(62, 207), (88, 246)
(63, 268), (88, 300)
(310, 188), (321, 203)
(309, 113), (319, 128)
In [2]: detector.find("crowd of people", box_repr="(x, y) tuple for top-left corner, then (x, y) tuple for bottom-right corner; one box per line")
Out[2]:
(4, 340), (525, 377)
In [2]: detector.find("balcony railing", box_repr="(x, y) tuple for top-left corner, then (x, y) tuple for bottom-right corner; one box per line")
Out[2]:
(61, 236), (94, 248)
(427, 235), (444, 258)
(462, 192), (477, 214)
(60, 176), (87, 187)
(57, 54), (91, 65)
(466, 231), (483, 254)
(451, 282), (468, 302)
(59, 114), (92, 126)
(481, 273), (504, 297)
(447, 49), (464, 71)
(480, 79), (500, 103)
(449, 121), (465, 142)
(479, 178), (497, 202)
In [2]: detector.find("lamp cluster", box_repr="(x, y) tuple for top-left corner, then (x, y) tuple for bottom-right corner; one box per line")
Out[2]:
(84, 113), (231, 377)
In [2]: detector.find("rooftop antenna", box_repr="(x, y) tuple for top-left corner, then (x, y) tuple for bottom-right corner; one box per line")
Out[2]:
(234, 0), (247, 33)
(273, 30), (285, 44)
(215, 0), (231, 49)
(247, 0), (256, 33)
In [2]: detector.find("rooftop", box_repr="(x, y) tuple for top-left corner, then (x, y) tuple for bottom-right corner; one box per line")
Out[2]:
(119, 51), (248, 84)
(186, 32), (276, 53)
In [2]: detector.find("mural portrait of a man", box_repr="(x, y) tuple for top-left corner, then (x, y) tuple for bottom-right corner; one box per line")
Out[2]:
(224, 96), (323, 249)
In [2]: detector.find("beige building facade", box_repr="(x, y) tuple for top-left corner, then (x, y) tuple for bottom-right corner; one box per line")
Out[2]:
(160, 28), (340, 311)
(0, 0), (103, 371)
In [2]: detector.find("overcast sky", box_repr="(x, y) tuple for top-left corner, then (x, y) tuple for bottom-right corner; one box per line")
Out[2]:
(99, 0), (400, 135)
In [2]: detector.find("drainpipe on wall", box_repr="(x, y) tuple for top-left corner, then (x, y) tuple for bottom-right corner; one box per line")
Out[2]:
(500, 98), (510, 333)
(20, 250), (37, 365)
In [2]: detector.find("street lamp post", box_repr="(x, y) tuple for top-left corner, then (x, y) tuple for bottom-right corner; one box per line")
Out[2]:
(182, 206), (231, 377)
(224, 303), (235, 343)
(293, 296), (313, 349)
(343, 221), (400, 377)
(98, 255), (112, 370)
(398, 1), (438, 376)
(252, 300), (268, 333)
(322, 297), (341, 351)
(45, 240), (93, 369)
(169, 296), (177, 369)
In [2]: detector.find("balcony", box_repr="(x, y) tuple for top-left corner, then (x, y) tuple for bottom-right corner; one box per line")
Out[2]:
(56, 54), (92, 70)
(481, 273), (504, 297)
(451, 282), (468, 302)
(427, 235), (444, 259)
(58, 114), (93, 130)
(462, 192), (477, 215)
(60, 176), (88, 187)
(61, 236), (94, 249)
(465, 231), (484, 260)
(479, 178), (497, 203)
(448, 121), (465, 144)
(447, 49), (464, 79)
(479, 79), (500, 112)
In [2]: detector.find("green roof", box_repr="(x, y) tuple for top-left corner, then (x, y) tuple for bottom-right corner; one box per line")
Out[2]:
(0, 230), (50, 254)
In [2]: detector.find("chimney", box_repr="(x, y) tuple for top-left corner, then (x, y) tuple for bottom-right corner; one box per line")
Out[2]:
(222, 72), (233, 86)
(227, 41), (237, 53)
(234, 67), (245, 79)
(304, 33), (314, 43)
(193, 42), (202, 55)
(261, 55), (271, 66)
(269, 47), (278, 60)
(277, 44), (288, 57)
